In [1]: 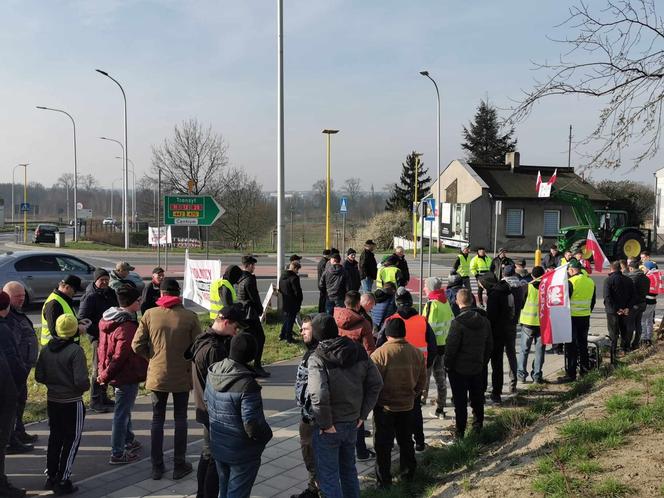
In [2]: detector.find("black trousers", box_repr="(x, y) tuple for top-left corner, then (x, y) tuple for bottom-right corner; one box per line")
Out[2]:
(411, 397), (424, 446)
(11, 379), (27, 440)
(196, 426), (219, 498)
(628, 303), (646, 349)
(89, 339), (110, 405)
(449, 371), (484, 438)
(150, 391), (189, 467)
(0, 379), (18, 477)
(607, 313), (629, 361)
(46, 400), (85, 481)
(565, 316), (590, 379)
(373, 406), (415, 487)
(488, 330), (505, 397)
(318, 291), (327, 313)
(246, 319), (266, 367)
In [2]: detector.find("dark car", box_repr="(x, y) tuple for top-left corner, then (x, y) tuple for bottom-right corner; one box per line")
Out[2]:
(33, 223), (59, 243)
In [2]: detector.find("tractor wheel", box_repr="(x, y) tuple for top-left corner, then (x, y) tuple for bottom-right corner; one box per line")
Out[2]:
(616, 232), (645, 259)
(570, 239), (592, 259)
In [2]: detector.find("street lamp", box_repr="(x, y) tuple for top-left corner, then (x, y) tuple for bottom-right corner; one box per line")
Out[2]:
(100, 136), (127, 232)
(96, 69), (129, 249)
(36, 106), (79, 241)
(11, 164), (28, 236)
(322, 129), (339, 250)
(115, 156), (136, 231)
(419, 70), (441, 250)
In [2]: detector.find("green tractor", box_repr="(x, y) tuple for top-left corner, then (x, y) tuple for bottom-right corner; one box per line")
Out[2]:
(553, 189), (650, 260)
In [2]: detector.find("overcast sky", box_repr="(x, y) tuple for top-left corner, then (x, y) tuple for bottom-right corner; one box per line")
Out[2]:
(1, 0), (662, 194)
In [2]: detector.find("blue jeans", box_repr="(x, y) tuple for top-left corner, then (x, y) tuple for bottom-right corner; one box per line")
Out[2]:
(215, 457), (261, 498)
(280, 311), (297, 341)
(361, 278), (374, 293)
(325, 298), (343, 316)
(518, 326), (545, 381)
(313, 421), (360, 498)
(111, 383), (138, 457)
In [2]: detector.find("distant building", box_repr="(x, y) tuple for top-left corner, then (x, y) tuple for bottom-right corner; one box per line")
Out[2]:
(429, 152), (608, 252)
(654, 168), (664, 239)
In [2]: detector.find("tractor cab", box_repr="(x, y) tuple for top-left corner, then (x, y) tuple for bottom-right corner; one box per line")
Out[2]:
(596, 210), (628, 243)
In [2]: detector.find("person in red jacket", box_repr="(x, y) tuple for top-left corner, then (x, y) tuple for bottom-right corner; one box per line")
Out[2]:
(98, 286), (148, 465)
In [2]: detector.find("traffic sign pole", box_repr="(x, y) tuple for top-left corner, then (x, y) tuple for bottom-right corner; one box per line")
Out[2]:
(342, 213), (346, 256)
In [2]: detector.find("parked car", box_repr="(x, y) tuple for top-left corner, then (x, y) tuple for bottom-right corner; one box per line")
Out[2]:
(0, 251), (144, 305)
(33, 224), (59, 243)
(102, 218), (117, 226)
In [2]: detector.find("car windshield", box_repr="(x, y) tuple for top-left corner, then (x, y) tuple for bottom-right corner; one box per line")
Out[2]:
(40, 225), (58, 231)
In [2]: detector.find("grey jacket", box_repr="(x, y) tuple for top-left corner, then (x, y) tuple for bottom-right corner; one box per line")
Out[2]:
(35, 337), (90, 402)
(308, 336), (383, 430)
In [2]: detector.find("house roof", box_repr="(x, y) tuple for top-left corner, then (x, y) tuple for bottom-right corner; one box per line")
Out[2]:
(469, 164), (609, 201)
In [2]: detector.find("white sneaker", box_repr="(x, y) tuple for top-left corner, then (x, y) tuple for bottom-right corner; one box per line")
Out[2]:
(429, 408), (446, 419)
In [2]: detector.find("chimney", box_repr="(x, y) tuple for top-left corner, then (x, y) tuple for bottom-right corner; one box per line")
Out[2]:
(505, 151), (520, 172)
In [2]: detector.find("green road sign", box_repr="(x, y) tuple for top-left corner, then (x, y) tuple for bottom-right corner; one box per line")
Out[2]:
(164, 195), (224, 226)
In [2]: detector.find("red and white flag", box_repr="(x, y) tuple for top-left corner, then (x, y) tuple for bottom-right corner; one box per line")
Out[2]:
(536, 171), (542, 193)
(539, 264), (572, 345)
(537, 169), (557, 198)
(585, 229), (610, 272)
(548, 168), (558, 187)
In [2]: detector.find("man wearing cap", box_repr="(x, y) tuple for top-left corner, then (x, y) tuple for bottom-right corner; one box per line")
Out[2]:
(79, 268), (119, 412)
(278, 260), (303, 344)
(141, 267), (165, 314)
(376, 255), (401, 289)
(359, 240), (378, 292)
(205, 333), (273, 498)
(470, 248), (491, 307)
(185, 304), (246, 498)
(40, 275), (85, 347)
(343, 249), (361, 292)
(98, 286), (148, 465)
(308, 314), (383, 498)
(35, 313), (90, 495)
(3, 282), (39, 451)
(110, 262), (137, 291)
(132, 277), (202, 480)
(452, 246), (473, 292)
(237, 255), (270, 377)
(490, 248), (515, 280)
(209, 265), (242, 320)
(290, 254), (303, 264)
(317, 250), (332, 313)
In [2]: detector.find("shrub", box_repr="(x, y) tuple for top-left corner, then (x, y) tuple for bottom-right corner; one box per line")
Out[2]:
(355, 210), (411, 250)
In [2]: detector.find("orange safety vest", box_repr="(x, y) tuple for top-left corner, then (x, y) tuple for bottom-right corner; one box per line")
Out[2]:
(387, 313), (429, 360)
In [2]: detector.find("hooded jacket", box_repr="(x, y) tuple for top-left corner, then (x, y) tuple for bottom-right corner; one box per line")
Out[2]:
(279, 269), (303, 313)
(603, 271), (636, 314)
(444, 307), (493, 376)
(79, 282), (119, 341)
(308, 336), (383, 430)
(626, 269), (650, 306)
(371, 289), (396, 331)
(42, 289), (77, 342)
(184, 329), (231, 425)
(98, 307), (148, 387)
(132, 296), (202, 392)
(395, 254), (410, 286)
(359, 248), (377, 280)
(35, 337), (89, 402)
(445, 283), (463, 316)
(319, 263), (346, 302)
(141, 281), (161, 314)
(237, 271), (263, 320)
(343, 258), (361, 292)
(486, 279), (515, 335)
(295, 342), (317, 422)
(317, 257), (329, 292)
(376, 307), (437, 367)
(333, 307), (376, 355)
(205, 358), (273, 464)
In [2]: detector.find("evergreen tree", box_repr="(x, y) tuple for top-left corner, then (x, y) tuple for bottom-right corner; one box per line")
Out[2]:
(462, 100), (517, 164)
(385, 151), (431, 211)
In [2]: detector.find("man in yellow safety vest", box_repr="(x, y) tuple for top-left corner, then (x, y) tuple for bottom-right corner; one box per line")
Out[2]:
(376, 255), (401, 289)
(209, 265), (242, 320)
(470, 247), (491, 307)
(452, 246), (472, 292)
(517, 266), (546, 384)
(41, 275), (84, 346)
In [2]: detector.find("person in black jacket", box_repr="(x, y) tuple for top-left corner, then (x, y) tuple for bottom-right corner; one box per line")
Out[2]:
(184, 305), (245, 498)
(319, 253), (346, 315)
(542, 245), (562, 269)
(393, 246), (410, 286)
(237, 255), (270, 378)
(140, 267), (164, 314)
(278, 261), (303, 343)
(490, 248), (515, 280)
(0, 290), (25, 497)
(79, 269), (118, 412)
(359, 240), (377, 292)
(343, 248), (361, 292)
(604, 261), (636, 362)
(317, 249), (332, 313)
(625, 260), (650, 349)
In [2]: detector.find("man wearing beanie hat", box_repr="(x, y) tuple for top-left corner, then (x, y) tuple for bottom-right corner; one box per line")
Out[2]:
(308, 314), (383, 498)
(422, 276), (454, 419)
(133, 277), (201, 480)
(0, 291), (27, 497)
(320, 253), (346, 314)
(377, 287), (437, 452)
(359, 240), (377, 292)
(343, 248), (361, 292)
(40, 274), (84, 347)
(141, 267), (165, 314)
(205, 333), (272, 498)
(79, 267), (118, 412)
(370, 318), (426, 487)
(35, 313), (90, 495)
(517, 266), (547, 384)
(98, 286), (148, 465)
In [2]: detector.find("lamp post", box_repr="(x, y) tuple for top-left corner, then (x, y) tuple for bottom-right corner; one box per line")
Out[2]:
(412, 152), (423, 258)
(110, 178), (123, 221)
(12, 164), (28, 239)
(100, 136), (127, 233)
(419, 70), (441, 250)
(115, 156), (136, 231)
(276, 0), (285, 280)
(96, 69), (129, 249)
(11, 164), (25, 224)
(322, 129), (339, 250)
(36, 106), (79, 241)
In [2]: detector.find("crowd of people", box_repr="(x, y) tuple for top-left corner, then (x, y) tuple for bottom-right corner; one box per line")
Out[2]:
(0, 242), (660, 498)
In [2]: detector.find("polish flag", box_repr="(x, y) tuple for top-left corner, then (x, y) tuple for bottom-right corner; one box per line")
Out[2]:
(585, 230), (610, 272)
(539, 264), (572, 345)
(548, 169), (558, 187)
(536, 171), (542, 193)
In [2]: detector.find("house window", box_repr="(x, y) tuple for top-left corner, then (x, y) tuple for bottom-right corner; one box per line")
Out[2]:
(543, 210), (561, 237)
(505, 209), (524, 236)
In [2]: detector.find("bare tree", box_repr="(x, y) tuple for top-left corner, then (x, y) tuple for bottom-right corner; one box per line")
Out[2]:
(80, 174), (99, 191)
(342, 177), (362, 204)
(151, 119), (229, 195)
(56, 173), (74, 192)
(510, 0), (664, 169)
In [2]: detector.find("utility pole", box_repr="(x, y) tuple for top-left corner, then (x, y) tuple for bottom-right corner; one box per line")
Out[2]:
(276, 0), (285, 279)
(568, 124), (573, 168)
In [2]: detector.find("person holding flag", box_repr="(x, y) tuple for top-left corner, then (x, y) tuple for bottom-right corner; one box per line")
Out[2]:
(559, 261), (596, 383)
(517, 266), (547, 384)
(538, 262), (573, 356)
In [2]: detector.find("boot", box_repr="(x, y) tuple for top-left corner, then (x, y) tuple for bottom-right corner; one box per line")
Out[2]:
(0, 476), (26, 498)
(254, 363), (271, 378)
